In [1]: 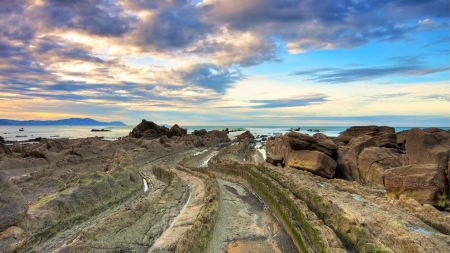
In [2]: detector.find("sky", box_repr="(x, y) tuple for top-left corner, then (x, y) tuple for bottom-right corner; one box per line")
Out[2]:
(0, 0), (449, 127)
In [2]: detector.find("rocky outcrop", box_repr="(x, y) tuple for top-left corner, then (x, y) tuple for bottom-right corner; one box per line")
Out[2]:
(168, 124), (187, 138)
(405, 128), (449, 170)
(336, 135), (377, 182)
(25, 148), (142, 248)
(0, 176), (28, 232)
(337, 125), (397, 148)
(129, 119), (169, 138)
(356, 147), (406, 186)
(266, 132), (338, 178)
(384, 164), (448, 207)
(236, 131), (255, 142)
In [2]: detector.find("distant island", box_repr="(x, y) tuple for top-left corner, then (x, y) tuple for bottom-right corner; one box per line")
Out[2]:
(0, 118), (126, 126)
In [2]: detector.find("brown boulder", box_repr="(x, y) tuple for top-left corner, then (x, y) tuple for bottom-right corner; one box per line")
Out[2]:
(337, 125), (397, 148)
(335, 135), (377, 182)
(357, 147), (406, 186)
(0, 176), (28, 232)
(285, 132), (338, 157)
(286, 150), (336, 178)
(384, 164), (448, 207)
(405, 128), (449, 170)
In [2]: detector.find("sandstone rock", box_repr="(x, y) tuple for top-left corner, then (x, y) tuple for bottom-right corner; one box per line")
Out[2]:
(0, 176), (28, 232)
(285, 150), (337, 178)
(396, 130), (409, 150)
(27, 148), (142, 236)
(312, 133), (328, 140)
(405, 128), (449, 170)
(129, 119), (169, 138)
(11, 142), (22, 153)
(337, 125), (397, 148)
(265, 152), (283, 166)
(335, 135), (377, 182)
(357, 147), (406, 186)
(384, 164), (448, 207)
(167, 124), (187, 138)
(286, 132), (338, 158)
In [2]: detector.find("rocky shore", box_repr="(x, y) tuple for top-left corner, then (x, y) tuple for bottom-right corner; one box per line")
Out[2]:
(0, 121), (449, 252)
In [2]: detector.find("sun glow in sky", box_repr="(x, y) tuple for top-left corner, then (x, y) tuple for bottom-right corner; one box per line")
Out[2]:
(0, 0), (449, 126)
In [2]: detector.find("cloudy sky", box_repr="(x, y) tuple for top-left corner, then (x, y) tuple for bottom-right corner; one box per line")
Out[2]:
(0, 0), (449, 126)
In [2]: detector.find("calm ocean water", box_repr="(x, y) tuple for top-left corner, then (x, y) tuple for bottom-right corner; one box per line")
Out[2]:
(1, 125), (448, 143)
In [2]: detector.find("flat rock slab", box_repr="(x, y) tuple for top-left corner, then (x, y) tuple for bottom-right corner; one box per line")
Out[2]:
(148, 168), (205, 252)
(208, 178), (298, 253)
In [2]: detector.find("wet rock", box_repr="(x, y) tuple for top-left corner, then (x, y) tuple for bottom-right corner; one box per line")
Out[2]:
(129, 119), (169, 138)
(0, 176), (28, 232)
(286, 150), (337, 178)
(405, 128), (449, 170)
(357, 147), (406, 186)
(384, 164), (449, 207)
(391, 195), (450, 235)
(337, 125), (397, 148)
(265, 152), (283, 166)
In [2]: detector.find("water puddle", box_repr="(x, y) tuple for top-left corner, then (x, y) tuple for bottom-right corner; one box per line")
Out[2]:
(143, 179), (149, 192)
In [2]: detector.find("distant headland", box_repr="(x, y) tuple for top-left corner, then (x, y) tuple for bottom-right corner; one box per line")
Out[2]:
(0, 118), (126, 126)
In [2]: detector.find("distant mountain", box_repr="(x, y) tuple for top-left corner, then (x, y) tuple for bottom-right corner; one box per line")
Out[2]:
(0, 118), (126, 126)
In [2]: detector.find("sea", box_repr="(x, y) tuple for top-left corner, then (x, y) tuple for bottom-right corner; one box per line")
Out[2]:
(1, 125), (448, 143)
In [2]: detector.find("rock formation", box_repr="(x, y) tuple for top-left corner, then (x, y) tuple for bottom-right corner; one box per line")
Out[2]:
(266, 132), (337, 178)
(337, 125), (397, 148)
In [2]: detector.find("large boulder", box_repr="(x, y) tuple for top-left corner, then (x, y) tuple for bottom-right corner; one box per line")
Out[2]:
(357, 147), (406, 186)
(335, 135), (377, 182)
(0, 176), (28, 232)
(384, 164), (448, 207)
(167, 124), (187, 138)
(285, 150), (337, 178)
(405, 128), (449, 171)
(129, 119), (169, 139)
(281, 132), (337, 157)
(337, 126), (397, 148)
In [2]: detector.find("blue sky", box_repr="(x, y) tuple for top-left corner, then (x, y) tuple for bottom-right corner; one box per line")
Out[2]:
(0, 0), (448, 126)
